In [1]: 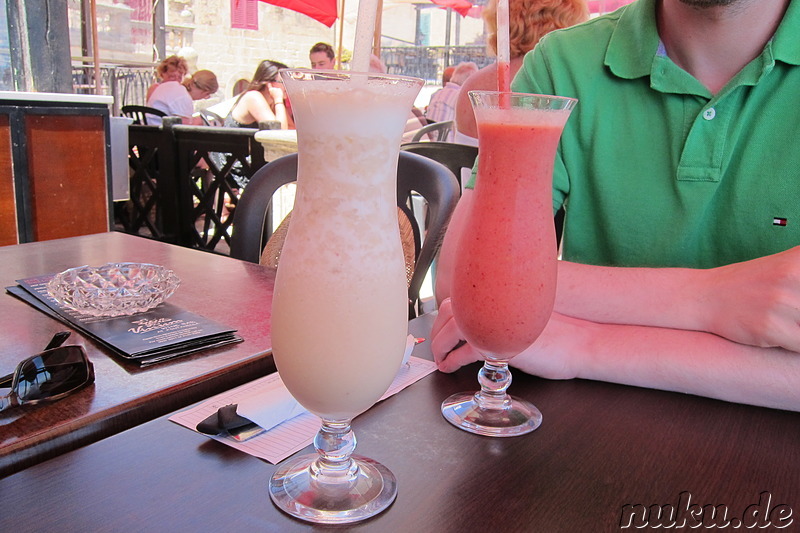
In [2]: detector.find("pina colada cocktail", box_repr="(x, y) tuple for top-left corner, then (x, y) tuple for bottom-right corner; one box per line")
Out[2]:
(271, 89), (411, 420)
(443, 91), (576, 437)
(269, 69), (422, 524)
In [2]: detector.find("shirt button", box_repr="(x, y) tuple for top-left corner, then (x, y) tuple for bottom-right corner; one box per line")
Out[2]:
(703, 107), (716, 120)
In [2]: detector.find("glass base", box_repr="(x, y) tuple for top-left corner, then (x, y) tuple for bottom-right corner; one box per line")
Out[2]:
(441, 391), (542, 437)
(269, 453), (397, 524)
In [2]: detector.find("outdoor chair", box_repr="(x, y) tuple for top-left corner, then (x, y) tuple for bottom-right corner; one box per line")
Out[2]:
(411, 120), (454, 142)
(121, 105), (167, 125)
(401, 141), (478, 188)
(198, 108), (225, 126)
(230, 151), (460, 318)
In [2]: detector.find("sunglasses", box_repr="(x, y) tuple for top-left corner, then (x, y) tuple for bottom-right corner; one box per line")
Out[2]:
(0, 332), (95, 413)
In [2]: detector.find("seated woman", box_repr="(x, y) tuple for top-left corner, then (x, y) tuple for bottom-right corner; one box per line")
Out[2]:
(145, 55), (189, 102)
(226, 60), (293, 130)
(146, 69), (219, 125)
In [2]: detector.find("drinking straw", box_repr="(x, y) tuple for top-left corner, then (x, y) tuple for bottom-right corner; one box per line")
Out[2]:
(496, 0), (511, 96)
(352, 0), (379, 73)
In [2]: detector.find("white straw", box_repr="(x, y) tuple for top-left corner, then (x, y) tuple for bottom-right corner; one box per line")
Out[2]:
(352, 0), (379, 73)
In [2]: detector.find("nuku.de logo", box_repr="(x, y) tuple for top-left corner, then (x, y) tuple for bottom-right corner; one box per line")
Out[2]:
(619, 491), (793, 529)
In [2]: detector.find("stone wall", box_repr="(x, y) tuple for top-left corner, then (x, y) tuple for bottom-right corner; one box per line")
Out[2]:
(175, 0), (335, 102)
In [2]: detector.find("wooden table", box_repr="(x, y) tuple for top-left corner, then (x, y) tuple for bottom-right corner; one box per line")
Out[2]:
(1, 313), (797, 531)
(0, 232), (275, 477)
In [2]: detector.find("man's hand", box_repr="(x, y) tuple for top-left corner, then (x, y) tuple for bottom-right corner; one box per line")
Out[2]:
(430, 299), (800, 412)
(431, 298), (582, 379)
(699, 246), (800, 353)
(431, 298), (482, 373)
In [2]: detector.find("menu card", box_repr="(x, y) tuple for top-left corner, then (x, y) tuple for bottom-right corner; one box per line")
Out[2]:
(6, 274), (243, 366)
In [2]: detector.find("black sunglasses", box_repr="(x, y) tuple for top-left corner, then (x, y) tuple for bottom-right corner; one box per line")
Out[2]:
(0, 332), (95, 412)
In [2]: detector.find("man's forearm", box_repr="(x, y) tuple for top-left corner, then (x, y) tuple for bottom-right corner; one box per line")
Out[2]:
(514, 313), (800, 412)
(556, 247), (800, 354)
(555, 260), (708, 332)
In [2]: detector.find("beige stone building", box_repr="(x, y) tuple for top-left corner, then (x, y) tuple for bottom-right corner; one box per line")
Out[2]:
(167, 0), (339, 99)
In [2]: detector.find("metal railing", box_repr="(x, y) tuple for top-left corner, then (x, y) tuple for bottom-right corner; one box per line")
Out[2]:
(382, 45), (494, 83)
(72, 64), (155, 116)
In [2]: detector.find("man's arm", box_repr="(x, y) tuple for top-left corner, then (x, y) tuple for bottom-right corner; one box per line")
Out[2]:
(435, 188), (800, 354)
(555, 248), (800, 354)
(432, 300), (800, 412)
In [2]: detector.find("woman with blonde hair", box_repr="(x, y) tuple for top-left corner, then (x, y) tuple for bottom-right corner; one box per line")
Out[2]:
(454, 0), (588, 142)
(146, 55), (189, 101)
(226, 60), (293, 130)
(146, 69), (218, 125)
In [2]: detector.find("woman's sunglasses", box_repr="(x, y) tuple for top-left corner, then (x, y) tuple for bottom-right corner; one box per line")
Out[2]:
(0, 332), (95, 413)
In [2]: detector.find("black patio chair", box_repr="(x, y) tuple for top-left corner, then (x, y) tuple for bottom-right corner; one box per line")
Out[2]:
(230, 151), (460, 318)
(401, 141), (478, 188)
(199, 108), (225, 126)
(121, 105), (167, 125)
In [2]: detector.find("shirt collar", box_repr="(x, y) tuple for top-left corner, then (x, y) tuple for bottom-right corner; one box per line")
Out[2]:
(604, 0), (660, 80)
(605, 0), (800, 78)
(771, 0), (800, 65)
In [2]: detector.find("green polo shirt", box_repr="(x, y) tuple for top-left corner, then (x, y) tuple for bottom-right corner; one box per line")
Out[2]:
(506, 0), (800, 268)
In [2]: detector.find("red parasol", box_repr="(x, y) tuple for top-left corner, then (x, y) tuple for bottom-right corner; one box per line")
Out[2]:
(430, 0), (472, 17)
(259, 0), (474, 28)
(258, 0), (339, 27)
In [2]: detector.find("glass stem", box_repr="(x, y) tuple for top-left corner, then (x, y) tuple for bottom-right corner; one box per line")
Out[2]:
(309, 418), (359, 485)
(474, 360), (513, 411)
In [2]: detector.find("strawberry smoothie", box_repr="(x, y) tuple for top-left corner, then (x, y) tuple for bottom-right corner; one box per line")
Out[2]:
(451, 96), (574, 360)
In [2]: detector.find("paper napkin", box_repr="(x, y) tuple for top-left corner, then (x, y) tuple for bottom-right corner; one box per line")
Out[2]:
(170, 335), (436, 463)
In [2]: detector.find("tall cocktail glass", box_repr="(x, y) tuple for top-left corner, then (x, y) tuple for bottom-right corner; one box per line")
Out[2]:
(441, 91), (576, 437)
(268, 69), (422, 523)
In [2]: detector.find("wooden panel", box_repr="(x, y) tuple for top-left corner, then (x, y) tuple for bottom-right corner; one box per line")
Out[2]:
(26, 114), (109, 241)
(0, 114), (17, 245)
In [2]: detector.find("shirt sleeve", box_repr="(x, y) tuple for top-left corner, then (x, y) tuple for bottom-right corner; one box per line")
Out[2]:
(465, 40), (569, 216)
(169, 92), (194, 119)
(512, 40), (569, 215)
(463, 56), (544, 190)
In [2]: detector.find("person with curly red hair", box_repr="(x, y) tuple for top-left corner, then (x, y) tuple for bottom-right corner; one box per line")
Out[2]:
(454, 0), (588, 143)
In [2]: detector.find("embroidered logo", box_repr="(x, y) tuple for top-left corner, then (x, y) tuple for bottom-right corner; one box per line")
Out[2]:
(773, 217), (788, 227)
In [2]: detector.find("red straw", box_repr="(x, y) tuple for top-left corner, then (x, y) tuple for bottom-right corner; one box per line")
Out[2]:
(496, 0), (511, 105)
(497, 61), (511, 94)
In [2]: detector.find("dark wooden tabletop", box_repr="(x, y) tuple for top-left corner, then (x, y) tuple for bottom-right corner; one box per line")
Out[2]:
(0, 232), (275, 476)
(1, 313), (797, 532)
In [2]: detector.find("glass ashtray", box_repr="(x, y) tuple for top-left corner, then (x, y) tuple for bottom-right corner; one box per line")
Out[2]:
(47, 262), (181, 317)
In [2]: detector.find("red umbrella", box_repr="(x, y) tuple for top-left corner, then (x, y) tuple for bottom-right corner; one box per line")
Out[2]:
(259, 0), (474, 28)
(259, 0), (339, 27)
(430, 0), (472, 17)
(257, 0), (475, 66)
